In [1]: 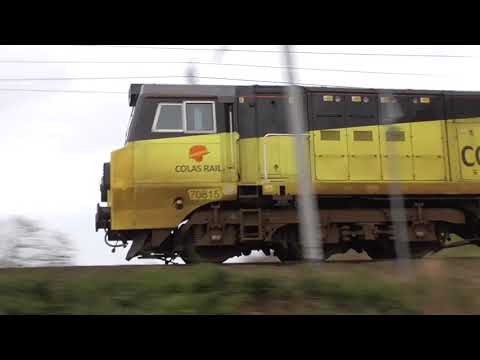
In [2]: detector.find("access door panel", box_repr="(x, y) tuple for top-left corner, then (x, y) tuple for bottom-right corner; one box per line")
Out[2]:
(409, 95), (447, 181)
(379, 124), (414, 181)
(345, 94), (380, 181)
(347, 127), (381, 180)
(257, 96), (292, 179)
(314, 129), (348, 180)
(411, 121), (447, 181)
(310, 93), (349, 181)
(379, 95), (414, 181)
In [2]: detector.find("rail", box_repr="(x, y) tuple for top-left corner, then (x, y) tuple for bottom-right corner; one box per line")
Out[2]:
(263, 133), (310, 181)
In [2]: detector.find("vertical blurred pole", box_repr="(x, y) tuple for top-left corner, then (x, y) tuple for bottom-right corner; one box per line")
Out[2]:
(387, 130), (412, 270)
(383, 95), (412, 273)
(283, 45), (323, 261)
(186, 61), (197, 85)
(213, 45), (229, 63)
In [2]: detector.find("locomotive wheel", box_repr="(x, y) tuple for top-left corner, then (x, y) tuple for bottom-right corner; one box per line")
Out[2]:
(272, 225), (303, 262)
(364, 240), (396, 260)
(180, 224), (233, 264)
(181, 248), (232, 264)
(409, 242), (437, 259)
(272, 225), (338, 261)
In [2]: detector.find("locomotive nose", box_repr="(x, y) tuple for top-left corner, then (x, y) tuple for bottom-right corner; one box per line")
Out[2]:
(95, 203), (110, 232)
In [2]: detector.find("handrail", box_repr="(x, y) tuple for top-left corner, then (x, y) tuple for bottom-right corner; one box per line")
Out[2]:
(263, 133), (310, 181)
(228, 108), (236, 170)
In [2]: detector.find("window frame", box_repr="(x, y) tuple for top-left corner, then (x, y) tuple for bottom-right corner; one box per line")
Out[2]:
(151, 103), (184, 133)
(125, 105), (136, 144)
(183, 100), (217, 134)
(150, 101), (217, 134)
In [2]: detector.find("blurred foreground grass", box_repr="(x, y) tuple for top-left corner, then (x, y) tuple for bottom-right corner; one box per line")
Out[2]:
(1, 248), (480, 314)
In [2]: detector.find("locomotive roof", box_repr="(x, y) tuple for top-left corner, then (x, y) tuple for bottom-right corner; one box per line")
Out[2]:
(129, 84), (236, 106)
(129, 83), (480, 107)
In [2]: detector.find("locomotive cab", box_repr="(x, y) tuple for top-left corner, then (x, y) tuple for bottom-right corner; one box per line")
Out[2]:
(96, 84), (240, 261)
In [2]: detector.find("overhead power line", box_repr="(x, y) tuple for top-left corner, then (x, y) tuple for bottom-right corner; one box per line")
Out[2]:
(0, 75), (335, 87)
(2, 75), (476, 95)
(0, 88), (123, 94)
(0, 59), (440, 77)
(78, 45), (473, 58)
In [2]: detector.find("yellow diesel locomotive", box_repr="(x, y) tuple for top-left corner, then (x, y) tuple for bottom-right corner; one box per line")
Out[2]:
(95, 84), (480, 263)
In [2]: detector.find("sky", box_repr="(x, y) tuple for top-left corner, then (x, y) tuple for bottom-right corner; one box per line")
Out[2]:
(0, 45), (479, 266)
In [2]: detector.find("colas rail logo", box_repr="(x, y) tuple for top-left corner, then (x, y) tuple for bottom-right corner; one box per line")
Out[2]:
(175, 145), (222, 173)
(189, 145), (209, 162)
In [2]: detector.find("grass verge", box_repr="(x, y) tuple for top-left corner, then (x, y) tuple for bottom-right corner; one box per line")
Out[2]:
(2, 262), (477, 315)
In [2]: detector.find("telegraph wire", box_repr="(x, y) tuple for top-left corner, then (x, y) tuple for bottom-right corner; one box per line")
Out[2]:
(0, 75), (335, 87)
(77, 45), (473, 58)
(0, 88), (124, 94)
(0, 59), (440, 77)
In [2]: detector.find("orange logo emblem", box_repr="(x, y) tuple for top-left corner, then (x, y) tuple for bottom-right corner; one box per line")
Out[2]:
(189, 145), (209, 162)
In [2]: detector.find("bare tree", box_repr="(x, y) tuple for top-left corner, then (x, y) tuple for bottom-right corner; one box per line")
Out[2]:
(0, 216), (75, 268)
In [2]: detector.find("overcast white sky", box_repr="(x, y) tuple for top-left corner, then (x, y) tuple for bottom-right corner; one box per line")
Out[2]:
(0, 45), (479, 266)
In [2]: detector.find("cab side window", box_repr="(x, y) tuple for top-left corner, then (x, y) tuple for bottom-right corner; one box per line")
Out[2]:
(152, 103), (183, 132)
(185, 102), (216, 133)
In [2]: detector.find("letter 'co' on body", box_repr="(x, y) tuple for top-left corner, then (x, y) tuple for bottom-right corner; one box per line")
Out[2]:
(461, 146), (480, 167)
